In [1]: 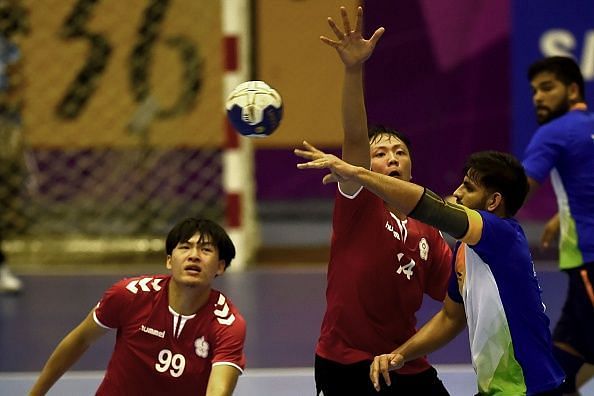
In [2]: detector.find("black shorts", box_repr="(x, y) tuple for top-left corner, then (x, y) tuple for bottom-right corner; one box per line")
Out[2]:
(552, 262), (594, 363)
(314, 354), (449, 396)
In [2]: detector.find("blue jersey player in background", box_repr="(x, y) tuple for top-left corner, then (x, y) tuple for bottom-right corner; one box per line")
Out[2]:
(523, 56), (594, 396)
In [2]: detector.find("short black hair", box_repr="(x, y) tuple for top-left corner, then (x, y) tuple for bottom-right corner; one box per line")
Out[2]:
(527, 56), (585, 100)
(368, 124), (413, 158)
(463, 151), (528, 217)
(165, 218), (236, 268)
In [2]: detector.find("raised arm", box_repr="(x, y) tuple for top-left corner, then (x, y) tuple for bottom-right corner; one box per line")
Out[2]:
(29, 309), (108, 396)
(369, 296), (467, 391)
(321, 6), (384, 195)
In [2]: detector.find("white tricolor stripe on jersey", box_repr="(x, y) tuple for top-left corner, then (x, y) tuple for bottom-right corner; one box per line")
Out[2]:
(222, 0), (259, 270)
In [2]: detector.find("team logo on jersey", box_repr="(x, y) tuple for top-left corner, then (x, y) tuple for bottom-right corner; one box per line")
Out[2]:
(396, 252), (416, 280)
(194, 336), (209, 358)
(419, 237), (429, 261)
(214, 294), (236, 325)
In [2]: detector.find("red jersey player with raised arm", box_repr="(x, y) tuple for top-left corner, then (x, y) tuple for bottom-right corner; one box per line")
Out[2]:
(313, 6), (452, 395)
(30, 218), (246, 396)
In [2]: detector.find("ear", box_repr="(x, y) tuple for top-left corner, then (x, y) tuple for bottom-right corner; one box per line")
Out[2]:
(486, 192), (503, 213)
(568, 82), (581, 102)
(166, 255), (172, 270)
(215, 260), (226, 277)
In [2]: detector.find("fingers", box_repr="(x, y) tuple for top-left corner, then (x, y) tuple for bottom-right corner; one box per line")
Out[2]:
(340, 6), (351, 35)
(320, 35), (339, 48)
(322, 173), (338, 184)
(369, 27), (385, 46)
(327, 16), (344, 40)
(369, 355), (392, 391)
(354, 6), (363, 34)
(379, 355), (392, 388)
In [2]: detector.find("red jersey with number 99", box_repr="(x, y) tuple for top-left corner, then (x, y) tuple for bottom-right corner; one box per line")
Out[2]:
(93, 275), (246, 395)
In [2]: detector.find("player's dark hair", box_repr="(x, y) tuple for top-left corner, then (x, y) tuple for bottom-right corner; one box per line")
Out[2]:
(368, 124), (412, 158)
(527, 56), (586, 100)
(166, 218), (236, 268)
(463, 151), (528, 217)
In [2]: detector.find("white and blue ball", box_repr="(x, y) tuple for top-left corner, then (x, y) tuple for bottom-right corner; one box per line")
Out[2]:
(225, 80), (283, 138)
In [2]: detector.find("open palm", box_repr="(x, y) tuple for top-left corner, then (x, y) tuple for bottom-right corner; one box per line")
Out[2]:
(320, 6), (385, 68)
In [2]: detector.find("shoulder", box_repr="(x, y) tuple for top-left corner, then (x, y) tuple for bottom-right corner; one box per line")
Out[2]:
(211, 291), (246, 332)
(115, 275), (169, 296)
(103, 275), (168, 306)
(474, 212), (519, 245)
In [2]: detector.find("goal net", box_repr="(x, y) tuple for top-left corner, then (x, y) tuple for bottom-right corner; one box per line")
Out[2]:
(2, 0), (255, 266)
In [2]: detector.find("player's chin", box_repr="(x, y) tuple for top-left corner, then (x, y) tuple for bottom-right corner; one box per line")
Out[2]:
(176, 274), (207, 287)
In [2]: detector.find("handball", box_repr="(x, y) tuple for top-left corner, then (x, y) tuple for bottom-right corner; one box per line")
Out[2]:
(225, 80), (283, 137)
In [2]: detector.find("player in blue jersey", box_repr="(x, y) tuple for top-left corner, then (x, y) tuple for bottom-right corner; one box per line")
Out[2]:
(294, 144), (565, 395)
(523, 56), (594, 395)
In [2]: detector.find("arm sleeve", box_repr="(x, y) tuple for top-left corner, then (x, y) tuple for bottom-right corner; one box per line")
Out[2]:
(409, 188), (469, 239)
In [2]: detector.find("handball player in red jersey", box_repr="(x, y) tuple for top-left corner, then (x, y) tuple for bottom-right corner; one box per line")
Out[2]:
(30, 218), (246, 396)
(312, 6), (452, 395)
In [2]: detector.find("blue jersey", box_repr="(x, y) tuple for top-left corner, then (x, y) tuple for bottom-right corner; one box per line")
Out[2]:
(448, 212), (564, 395)
(522, 109), (594, 269)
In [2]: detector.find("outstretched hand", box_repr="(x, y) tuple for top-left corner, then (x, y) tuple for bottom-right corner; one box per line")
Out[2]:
(320, 6), (385, 68)
(294, 141), (359, 184)
(369, 353), (405, 391)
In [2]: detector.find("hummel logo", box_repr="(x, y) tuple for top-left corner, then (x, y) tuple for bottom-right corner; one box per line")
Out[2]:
(140, 324), (165, 338)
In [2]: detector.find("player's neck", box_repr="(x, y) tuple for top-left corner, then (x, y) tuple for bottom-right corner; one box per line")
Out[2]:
(168, 282), (211, 315)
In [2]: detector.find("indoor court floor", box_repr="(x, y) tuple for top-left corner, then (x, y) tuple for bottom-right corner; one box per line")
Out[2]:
(1, 264), (593, 395)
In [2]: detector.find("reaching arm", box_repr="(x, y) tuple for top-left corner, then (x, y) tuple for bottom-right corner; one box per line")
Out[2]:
(205, 364), (241, 396)
(369, 296), (466, 391)
(320, 6), (384, 195)
(295, 142), (484, 245)
(29, 309), (108, 396)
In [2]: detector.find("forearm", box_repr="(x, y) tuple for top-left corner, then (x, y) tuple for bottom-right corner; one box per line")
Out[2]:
(395, 307), (466, 362)
(205, 365), (240, 396)
(341, 66), (370, 163)
(29, 330), (95, 395)
(354, 167), (425, 214)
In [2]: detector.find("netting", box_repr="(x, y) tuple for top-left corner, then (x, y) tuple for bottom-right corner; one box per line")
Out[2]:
(2, 0), (230, 262)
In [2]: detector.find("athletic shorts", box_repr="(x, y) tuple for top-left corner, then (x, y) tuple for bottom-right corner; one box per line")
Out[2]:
(553, 262), (594, 363)
(314, 354), (449, 396)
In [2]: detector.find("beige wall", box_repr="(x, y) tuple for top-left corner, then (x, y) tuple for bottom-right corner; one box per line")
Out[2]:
(254, 0), (360, 148)
(23, 0), (223, 148)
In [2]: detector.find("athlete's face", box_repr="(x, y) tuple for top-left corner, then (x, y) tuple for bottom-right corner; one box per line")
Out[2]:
(452, 172), (491, 211)
(166, 232), (225, 288)
(369, 134), (412, 182)
(530, 71), (574, 125)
